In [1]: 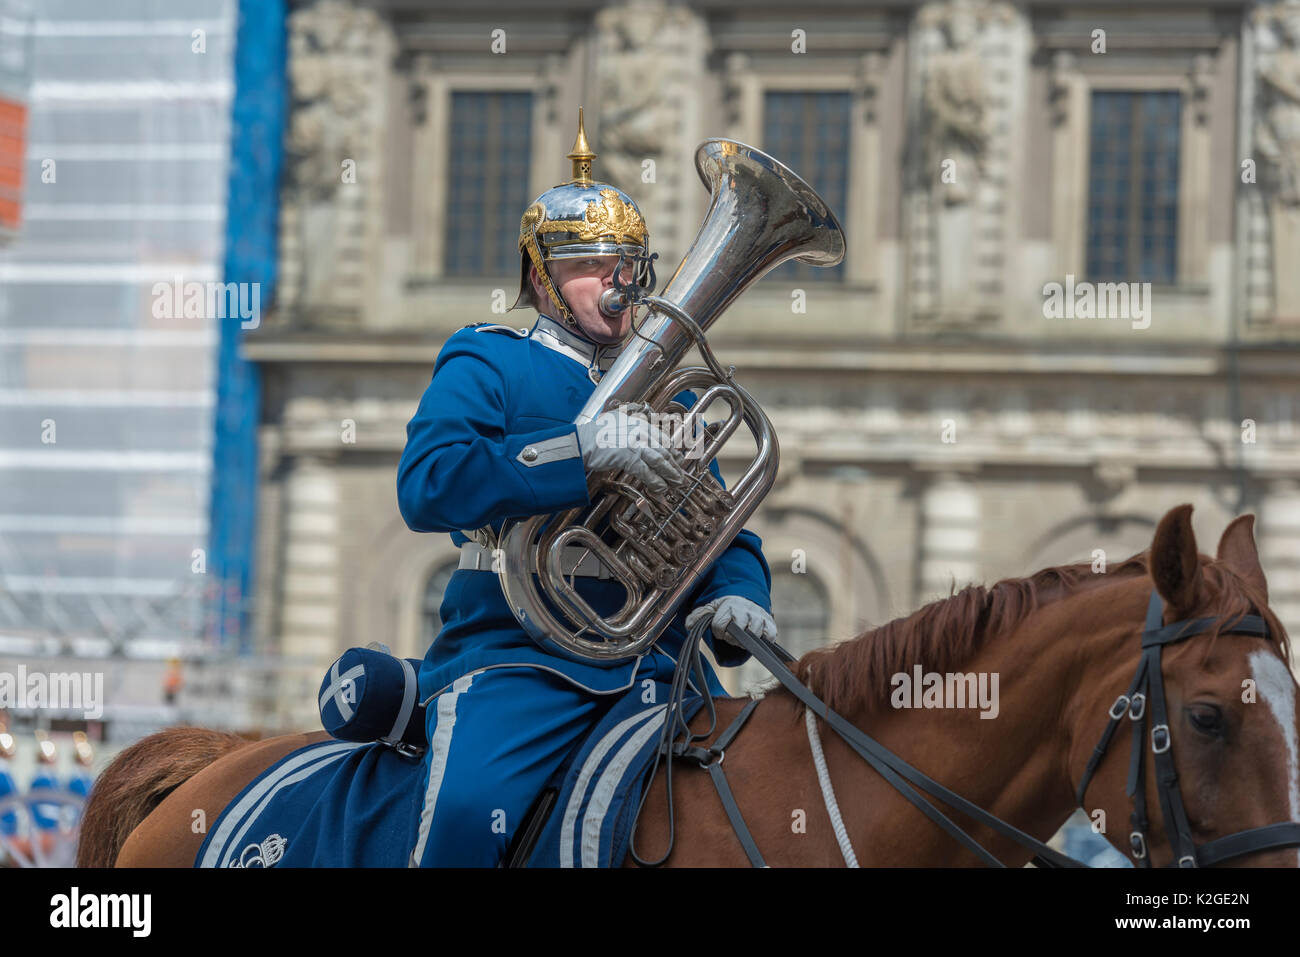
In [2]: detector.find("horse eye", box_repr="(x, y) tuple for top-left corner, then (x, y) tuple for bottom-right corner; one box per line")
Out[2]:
(1187, 705), (1223, 737)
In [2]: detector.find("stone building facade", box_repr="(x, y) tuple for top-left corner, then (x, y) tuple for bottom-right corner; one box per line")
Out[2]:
(247, 0), (1300, 726)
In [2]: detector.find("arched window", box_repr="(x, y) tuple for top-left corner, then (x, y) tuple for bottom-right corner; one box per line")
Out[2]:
(726, 569), (831, 696)
(420, 561), (459, 651)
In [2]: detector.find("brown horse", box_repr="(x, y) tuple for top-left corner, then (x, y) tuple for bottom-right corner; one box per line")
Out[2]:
(80, 505), (1299, 867)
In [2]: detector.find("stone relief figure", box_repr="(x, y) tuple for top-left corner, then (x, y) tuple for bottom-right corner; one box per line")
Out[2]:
(1257, 5), (1300, 204)
(913, 0), (1009, 323)
(283, 0), (376, 322)
(920, 0), (989, 206)
(593, 2), (678, 181)
(593, 0), (702, 267)
(1255, 2), (1300, 319)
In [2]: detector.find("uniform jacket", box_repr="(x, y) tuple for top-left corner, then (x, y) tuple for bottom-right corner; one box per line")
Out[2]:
(397, 313), (773, 700)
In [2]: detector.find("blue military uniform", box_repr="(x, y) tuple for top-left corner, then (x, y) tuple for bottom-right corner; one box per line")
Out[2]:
(397, 315), (773, 866)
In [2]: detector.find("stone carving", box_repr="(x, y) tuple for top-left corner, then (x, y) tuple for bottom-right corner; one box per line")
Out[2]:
(1048, 51), (1075, 126)
(282, 0), (382, 322)
(918, 0), (993, 206)
(1254, 1), (1300, 319)
(592, 0), (707, 270)
(593, 2), (680, 177)
(911, 0), (1015, 325)
(1256, 4), (1300, 205)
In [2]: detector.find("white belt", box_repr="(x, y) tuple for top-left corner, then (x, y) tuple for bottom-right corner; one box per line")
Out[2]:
(457, 541), (614, 579)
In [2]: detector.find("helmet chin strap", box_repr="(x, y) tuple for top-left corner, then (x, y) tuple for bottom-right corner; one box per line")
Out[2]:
(542, 308), (629, 348)
(539, 262), (633, 345)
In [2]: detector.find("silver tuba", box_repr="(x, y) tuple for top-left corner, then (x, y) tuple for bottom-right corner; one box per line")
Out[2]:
(497, 139), (845, 662)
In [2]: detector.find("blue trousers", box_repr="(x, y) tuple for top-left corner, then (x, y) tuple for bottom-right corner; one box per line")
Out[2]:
(409, 666), (626, 867)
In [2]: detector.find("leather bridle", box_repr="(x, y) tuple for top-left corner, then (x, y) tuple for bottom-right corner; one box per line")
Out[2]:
(1074, 589), (1300, 867)
(640, 589), (1300, 868)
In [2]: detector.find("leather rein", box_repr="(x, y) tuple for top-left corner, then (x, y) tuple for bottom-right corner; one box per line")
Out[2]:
(632, 590), (1300, 868)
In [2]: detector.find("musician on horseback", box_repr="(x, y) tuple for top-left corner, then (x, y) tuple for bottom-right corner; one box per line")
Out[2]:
(396, 111), (777, 867)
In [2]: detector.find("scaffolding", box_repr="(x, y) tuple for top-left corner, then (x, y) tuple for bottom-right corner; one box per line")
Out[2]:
(0, 2), (239, 660)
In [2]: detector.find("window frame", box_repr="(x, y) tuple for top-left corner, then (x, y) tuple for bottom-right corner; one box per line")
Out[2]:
(759, 88), (854, 285)
(1084, 89), (1183, 285)
(1052, 69), (1209, 289)
(408, 70), (554, 285)
(726, 66), (876, 286)
(439, 90), (537, 280)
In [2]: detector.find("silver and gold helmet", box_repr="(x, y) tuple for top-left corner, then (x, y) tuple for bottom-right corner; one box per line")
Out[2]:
(510, 109), (651, 325)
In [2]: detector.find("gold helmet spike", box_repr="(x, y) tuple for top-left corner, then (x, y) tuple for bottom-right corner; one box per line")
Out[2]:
(567, 108), (595, 186)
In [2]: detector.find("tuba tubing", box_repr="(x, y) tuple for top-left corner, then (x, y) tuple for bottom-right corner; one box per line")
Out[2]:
(497, 138), (845, 663)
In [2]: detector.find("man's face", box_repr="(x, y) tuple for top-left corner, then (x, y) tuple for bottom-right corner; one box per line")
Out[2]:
(531, 255), (635, 344)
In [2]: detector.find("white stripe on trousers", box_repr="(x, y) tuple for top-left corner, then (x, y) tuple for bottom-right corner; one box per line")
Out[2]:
(408, 672), (476, 866)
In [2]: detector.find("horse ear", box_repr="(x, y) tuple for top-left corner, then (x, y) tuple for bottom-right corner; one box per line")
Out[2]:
(1149, 504), (1204, 613)
(1216, 513), (1268, 604)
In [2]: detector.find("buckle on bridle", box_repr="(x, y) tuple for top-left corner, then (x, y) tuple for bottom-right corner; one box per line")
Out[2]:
(697, 747), (725, 769)
(1178, 854), (1197, 868)
(1151, 724), (1171, 754)
(1108, 695), (1130, 720)
(1128, 693), (1146, 721)
(1130, 831), (1148, 859)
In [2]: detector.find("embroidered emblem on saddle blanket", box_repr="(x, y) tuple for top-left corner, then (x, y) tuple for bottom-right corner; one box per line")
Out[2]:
(195, 740), (421, 868)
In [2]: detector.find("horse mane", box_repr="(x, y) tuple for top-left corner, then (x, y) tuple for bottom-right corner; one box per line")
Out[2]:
(780, 550), (1291, 719)
(76, 726), (249, 867)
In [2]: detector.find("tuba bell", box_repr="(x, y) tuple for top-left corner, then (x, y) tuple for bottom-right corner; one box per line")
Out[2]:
(497, 139), (845, 662)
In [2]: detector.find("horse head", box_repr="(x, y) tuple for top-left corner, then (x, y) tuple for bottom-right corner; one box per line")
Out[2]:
(1075, 504), (1299, 867)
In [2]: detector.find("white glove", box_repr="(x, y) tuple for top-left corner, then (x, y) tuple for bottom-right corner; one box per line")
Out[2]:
(575, 409), (688, 495)
(685, 596), (778, 646)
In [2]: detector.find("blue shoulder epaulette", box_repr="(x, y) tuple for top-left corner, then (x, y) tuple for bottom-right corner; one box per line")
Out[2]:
(461, 322), (530, 338)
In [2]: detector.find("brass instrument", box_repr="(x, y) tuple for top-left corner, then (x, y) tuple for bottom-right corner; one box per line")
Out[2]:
(498, 139), (845, 662)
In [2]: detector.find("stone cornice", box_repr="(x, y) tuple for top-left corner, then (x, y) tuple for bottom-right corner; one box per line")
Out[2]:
(244, 332), (1300, 378)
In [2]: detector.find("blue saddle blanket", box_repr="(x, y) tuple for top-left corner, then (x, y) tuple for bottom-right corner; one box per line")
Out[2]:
(194, 692), (707, 868)
(195, 739), (418, 867)
(528, 692), (705, 868)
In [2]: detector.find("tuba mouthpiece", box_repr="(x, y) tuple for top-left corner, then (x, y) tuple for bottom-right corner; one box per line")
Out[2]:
(598, 288), (628, 318)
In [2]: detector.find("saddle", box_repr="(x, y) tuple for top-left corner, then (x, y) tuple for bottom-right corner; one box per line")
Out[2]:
(195, 646), (705, 867)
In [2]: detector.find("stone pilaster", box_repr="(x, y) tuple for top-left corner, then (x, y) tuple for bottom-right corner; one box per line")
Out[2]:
(278, 455), (341, 661)
(918, 470), (982, 603)
(1259, 478), (1300, 659)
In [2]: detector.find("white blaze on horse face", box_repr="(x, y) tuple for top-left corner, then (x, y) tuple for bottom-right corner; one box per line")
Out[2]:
(1248, 649), (1300, 865)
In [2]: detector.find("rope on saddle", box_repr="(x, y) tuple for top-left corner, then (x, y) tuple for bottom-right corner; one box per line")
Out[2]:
(805, 706), (859, 867)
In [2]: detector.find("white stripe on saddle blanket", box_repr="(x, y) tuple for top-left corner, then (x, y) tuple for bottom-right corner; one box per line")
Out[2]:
(199, 741), (362, 868)
(560, 704), (667, 868)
